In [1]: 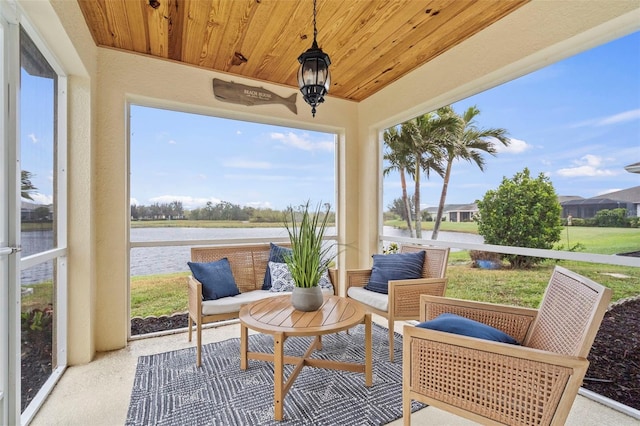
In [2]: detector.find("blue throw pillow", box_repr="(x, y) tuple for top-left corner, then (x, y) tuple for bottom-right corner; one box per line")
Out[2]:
(262, 243), (293, 290)
(364, 250), (425, 294)
(416, 313), (520, 345)
(188, 258), (240, 301)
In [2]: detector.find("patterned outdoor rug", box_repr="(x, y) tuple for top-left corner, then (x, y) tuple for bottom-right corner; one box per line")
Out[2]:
(126, 323), (425, 425)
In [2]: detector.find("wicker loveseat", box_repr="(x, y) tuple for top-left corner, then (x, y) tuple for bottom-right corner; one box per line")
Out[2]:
(187, 243), (338, 366)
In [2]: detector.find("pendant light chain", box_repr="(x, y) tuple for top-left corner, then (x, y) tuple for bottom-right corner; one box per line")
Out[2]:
(313, 0), (318, 44)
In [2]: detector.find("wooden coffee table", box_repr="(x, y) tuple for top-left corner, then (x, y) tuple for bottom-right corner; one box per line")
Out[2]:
(239, 294), (372, 421)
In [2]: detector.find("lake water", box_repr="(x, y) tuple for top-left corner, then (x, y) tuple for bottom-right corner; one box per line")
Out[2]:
(21, 226), (483, 283)
(131, 226), (483, 276)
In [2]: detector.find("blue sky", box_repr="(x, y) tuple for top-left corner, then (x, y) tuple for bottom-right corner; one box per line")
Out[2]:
(21, 31), (639, 212)
(20, 70), (55, 206)
(129, 108), (336, 210)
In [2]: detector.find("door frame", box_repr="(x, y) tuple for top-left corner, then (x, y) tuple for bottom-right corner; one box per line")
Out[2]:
(1, 2), (21, 424)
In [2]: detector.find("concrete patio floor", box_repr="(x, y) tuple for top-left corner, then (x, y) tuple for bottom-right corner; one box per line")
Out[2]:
(31, 317), (639, 426)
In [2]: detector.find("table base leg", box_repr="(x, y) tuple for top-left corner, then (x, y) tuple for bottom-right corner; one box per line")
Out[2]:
(240, 324), (248, 370)
(364, 313), (372, 386)
(274, 332), (284, 421)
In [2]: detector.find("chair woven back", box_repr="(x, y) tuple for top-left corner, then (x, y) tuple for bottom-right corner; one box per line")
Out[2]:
(400, 244), (449, 279)
(524, 266), (611, 358)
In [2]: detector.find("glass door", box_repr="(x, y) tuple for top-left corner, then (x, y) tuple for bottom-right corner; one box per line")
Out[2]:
(0, 15), (8, 426)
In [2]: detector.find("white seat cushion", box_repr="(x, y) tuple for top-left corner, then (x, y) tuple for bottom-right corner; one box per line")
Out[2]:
(347, 286), (388, 312)
(202, 288), (334, 316)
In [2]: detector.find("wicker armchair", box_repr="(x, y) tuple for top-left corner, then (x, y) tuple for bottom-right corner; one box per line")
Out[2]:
(346, 244), (449, 361)
(402, 266), (612, 426)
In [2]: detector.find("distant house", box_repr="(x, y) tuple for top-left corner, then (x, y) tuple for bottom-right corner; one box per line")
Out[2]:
(21, 201), (53, 221)
(425, 204), (478, 222)
(560, 186), (640, 219)
(444, 203), (478, 222)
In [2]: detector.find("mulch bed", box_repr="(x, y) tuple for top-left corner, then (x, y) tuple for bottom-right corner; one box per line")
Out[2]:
(131, 299), (640, 411)
(22, 329), (53, 411)
(583, 298), (640, 410)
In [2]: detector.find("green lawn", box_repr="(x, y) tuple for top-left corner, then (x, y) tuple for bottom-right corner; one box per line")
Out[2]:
(126, 256), (639, 318)
(130, 272), (190, 317)
(446, 259), (639, 308)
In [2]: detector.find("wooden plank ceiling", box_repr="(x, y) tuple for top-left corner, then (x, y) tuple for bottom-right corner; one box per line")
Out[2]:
(77, 0), (529, 102)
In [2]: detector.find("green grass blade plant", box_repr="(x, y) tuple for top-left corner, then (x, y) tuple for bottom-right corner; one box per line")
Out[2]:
(283, 201), (334, 288)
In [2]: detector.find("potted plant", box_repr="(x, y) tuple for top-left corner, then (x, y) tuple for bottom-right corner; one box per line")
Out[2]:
(284, 201), (334, 311)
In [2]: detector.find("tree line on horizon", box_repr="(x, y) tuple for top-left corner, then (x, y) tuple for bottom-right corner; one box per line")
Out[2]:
(130, 200), (336, 223)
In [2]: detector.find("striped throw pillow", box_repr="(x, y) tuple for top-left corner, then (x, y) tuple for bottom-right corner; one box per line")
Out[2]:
(364, 250), (425, 294)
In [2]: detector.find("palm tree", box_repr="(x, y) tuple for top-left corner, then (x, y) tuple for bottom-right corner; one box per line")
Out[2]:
(21, 170), (37, 200)
(383, 126), (413, 235)
(431, 105), (510, 240)
(400, 113), (451, 238)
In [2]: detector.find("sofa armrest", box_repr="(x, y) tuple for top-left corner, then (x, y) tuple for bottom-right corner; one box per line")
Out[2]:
(387, 278), (447, 319)
(345, 269), (372, 292)
(419, 295), (538, 343)
(187, 275), (203, 320)
(328, 268), (339, 295)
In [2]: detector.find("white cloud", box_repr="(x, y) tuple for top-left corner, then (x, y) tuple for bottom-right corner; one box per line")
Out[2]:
(580, 154), (602, 167)
(569, 108), (640, 128)
(29, 193), (53, 205)
(28, 133), (38, 143)
(245, 201), (273, 209)
(168, 139), (177, 144)
(494, 137), (531, 154)
(596, 109), (640, 126)
(270, 132), (334, 152)
(596, 188), (622, 196)
(556, 154), (617, 177)
(130, 197), (139, 206)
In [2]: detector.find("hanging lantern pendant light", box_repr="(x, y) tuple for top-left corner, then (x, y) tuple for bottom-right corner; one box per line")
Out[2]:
(297, 0), (331, 117)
